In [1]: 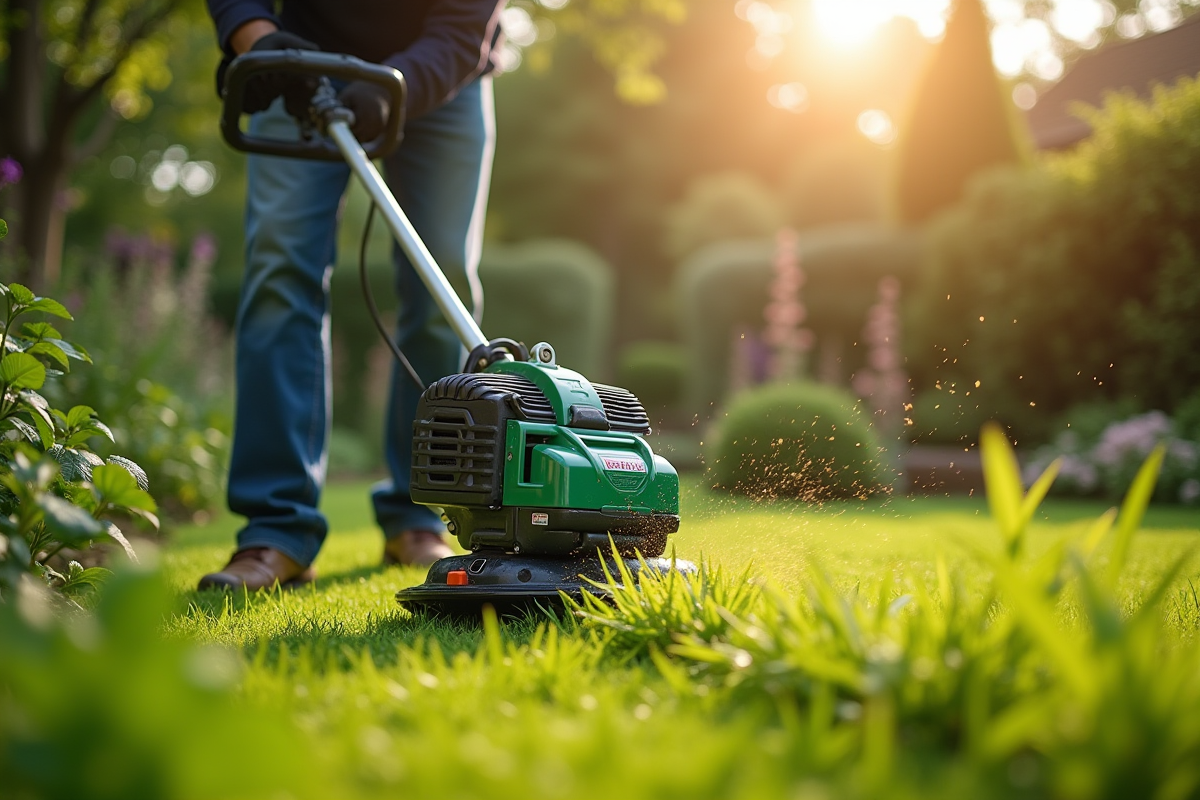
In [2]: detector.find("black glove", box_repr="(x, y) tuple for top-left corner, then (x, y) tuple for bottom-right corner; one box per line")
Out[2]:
(337, 80), (392, 143)
(242, 31), (321, 117)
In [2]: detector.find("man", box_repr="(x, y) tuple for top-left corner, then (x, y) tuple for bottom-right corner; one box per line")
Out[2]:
(198, 0), (506, 590)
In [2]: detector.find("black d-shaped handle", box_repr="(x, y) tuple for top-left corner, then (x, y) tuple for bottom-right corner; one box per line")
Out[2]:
(221, 50), (406, 161)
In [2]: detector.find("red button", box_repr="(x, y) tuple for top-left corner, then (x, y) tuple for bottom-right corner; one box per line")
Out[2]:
(446, 570), (469, 586)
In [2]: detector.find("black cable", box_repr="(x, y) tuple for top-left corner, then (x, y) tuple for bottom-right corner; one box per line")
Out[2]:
(360, 200), (427, 392)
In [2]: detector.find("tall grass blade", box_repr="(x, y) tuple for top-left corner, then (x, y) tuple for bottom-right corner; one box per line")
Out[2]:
(1019, 456), (1061, 529)
(980, 422), (1025, 556)
(1107, 444), (1166, 587)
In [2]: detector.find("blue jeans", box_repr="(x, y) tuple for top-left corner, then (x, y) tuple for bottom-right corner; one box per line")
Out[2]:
(228, 77), (495, 567)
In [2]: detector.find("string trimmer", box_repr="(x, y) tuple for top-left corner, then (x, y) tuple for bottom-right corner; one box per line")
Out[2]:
(222, 50), (692, 615)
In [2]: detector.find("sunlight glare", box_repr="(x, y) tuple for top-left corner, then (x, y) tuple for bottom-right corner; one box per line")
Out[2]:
(809, 0), (950, 46)
(990, 17), (1052, 77)
(1140, 0), (1182, 32)
(857, 109), (897, 146)
(812, 0), (893, 45)
(1049, 0), (1109, 43)
(1115, 12), (1147, 36)
(1012, 82), (1038, 109)
(768, 82), (810, 113)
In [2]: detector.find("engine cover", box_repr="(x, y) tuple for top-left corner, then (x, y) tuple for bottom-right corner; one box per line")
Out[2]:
(410, 359), (680, 557)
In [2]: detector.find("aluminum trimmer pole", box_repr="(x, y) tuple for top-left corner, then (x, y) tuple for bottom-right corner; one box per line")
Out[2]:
(327, 119), (488, 352)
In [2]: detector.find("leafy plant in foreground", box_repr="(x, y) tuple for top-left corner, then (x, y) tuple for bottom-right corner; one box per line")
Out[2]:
(0, 281), (158, 602)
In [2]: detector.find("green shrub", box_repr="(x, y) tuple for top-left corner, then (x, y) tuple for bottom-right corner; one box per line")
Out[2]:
(54, 234), (232, 518)
(1, 282), (158, 602)
(909, 77), (1200, 443)
(708, 382), (883, 499)
(616, 341), (687, 415)
(676, 226), (921, 416)
(1176, 389), (1200, 443)
(478, 239), (614, 378)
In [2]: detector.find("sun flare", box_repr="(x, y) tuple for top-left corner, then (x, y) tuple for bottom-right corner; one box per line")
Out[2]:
(810, 0), (950, 46)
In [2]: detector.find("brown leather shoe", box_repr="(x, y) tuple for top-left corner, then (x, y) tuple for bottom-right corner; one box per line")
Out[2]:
(197, 547), (315, 591)
(383, 530), (454, 567)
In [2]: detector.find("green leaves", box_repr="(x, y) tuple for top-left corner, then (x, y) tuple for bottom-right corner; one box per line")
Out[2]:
(1, 352), (47, 390)
(6, 283), (35, 305)
(37, 492), (104, 544)
(90, 463), (159, 535)
(1, 280), (153, 603)
(4, 283), (72, 321)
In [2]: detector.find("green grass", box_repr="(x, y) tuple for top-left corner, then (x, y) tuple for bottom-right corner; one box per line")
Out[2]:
(138, 473), (1200, 799)
(6, 453), (1200, 799)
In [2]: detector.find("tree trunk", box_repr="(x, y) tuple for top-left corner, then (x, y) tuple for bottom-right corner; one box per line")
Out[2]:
(9, 156), (67, 290)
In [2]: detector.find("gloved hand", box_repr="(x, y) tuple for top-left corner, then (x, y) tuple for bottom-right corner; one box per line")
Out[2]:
(242, 31), (321, 117)
(337, 80), (392, 142)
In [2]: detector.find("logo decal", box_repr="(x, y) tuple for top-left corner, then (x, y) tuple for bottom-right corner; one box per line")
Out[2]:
(532, 512), (549, 526)
(600, 455), (647, 473)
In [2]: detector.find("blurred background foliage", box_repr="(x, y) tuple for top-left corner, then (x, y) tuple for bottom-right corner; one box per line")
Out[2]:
(3, 0), (1199, 503)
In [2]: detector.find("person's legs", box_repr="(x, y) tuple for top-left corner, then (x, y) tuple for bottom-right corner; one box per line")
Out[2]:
(372, 76), (496, 539)
(227, 99), (351, 568)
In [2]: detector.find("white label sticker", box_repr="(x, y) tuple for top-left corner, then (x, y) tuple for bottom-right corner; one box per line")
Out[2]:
(531, 512), (549, 526)
(597, 451), (648, 473)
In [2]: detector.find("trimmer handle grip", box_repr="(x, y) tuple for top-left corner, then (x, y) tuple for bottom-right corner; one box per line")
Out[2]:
(221, 50), (406, 161)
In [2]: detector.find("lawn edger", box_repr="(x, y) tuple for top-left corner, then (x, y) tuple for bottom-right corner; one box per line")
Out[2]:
(222, 49), (693, 615)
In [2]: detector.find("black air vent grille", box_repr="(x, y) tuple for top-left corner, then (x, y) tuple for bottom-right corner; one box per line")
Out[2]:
(425, 373), (556, 422)
(412, 407), (500, 494)
(592, 383), (651, 434)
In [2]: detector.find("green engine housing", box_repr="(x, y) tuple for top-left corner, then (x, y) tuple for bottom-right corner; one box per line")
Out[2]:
(409, 345), (680, 557)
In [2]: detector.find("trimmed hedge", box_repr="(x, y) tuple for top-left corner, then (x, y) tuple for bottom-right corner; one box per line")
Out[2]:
(478, 239), (614, 379)
(675, 225), (921, 417)
(616, 341), (687, 415)
(908, 77), (1200, 443)
(318, 238), (615, 440)
(708, 382), (883, 499)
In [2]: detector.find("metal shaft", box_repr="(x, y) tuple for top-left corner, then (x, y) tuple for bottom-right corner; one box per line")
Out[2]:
(327, 119), (488, 351)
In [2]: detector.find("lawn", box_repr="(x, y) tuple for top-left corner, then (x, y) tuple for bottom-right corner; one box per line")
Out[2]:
(140, 470), (1200, 800)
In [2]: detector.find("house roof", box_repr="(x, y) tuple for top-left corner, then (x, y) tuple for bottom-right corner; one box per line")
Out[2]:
(1026, 14), (1200, 149)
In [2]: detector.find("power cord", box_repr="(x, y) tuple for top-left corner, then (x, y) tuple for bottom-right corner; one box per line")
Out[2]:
(360, 201), (427, 392)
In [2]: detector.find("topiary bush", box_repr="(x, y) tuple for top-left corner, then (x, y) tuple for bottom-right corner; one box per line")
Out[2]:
(616, 341), (687, 419)
(891, 0), (1027, 224)
(663, 171), (783, 261)
(708, 382), (884, 499)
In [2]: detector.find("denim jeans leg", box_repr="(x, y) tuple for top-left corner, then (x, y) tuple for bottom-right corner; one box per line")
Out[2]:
(372, 76), (496, 538)
(229, 99), (351, 567)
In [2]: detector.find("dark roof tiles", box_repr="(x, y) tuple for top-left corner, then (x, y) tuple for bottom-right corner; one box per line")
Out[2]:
(1027, 14), (1200, 149)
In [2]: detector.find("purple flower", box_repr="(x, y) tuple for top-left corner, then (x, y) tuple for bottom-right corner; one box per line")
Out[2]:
(0, 157), (22, 189)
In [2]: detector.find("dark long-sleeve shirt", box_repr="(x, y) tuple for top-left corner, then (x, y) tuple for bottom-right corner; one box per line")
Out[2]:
(206, 0), (505, 119)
